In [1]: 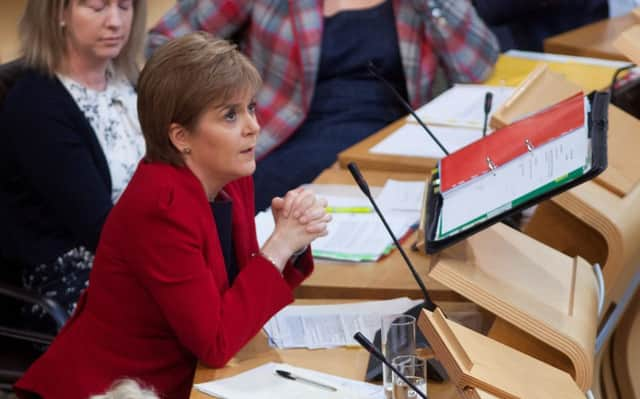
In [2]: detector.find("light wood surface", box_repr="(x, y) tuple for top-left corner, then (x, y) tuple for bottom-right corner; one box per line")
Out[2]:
(611, 287), (640, 399)
(297, 168), (461, 302)
(427, 223), (599, 391)
(419, 309), (585, 399)
(543, 13), (637, 61)
(190, 300), (459, 399)
(613, 24), (640, 65)
(526, 105), (640, 312)
(489, 65), (581, 129)
(0, 0), (176, 62)
(337, 118), (439, 173)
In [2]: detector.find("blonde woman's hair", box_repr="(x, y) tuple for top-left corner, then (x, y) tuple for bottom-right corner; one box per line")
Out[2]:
(137, 32), (263, 167)
(18, 0), (147, 82)
(90, 379), (158, 399)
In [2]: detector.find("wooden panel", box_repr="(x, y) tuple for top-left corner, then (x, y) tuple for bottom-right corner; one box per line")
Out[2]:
(543, 13), (637, 61)
(612, 288), (640, 399)
(429, 223), (599, 390)
(613, 24), (640, 65)
(419, 309), (585, 399)
(337, 118), (438, 174)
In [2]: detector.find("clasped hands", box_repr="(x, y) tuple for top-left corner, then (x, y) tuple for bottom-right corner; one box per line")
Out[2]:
(261, 187), (331, 272)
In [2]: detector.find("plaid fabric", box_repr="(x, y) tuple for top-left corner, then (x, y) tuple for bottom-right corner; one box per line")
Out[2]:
(147, 0), (499, 158)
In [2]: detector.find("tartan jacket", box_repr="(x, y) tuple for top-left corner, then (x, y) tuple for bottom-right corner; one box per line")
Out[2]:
(147, 0), (499, 158)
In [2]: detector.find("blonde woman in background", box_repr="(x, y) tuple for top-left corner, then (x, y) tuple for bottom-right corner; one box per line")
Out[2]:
(0, 0), (146, 331)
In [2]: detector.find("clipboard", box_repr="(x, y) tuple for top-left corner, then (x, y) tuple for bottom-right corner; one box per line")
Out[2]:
(423, 91), (609, 254)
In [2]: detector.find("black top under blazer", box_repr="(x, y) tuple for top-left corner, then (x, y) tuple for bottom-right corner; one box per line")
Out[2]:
(0, 69), (113, 269)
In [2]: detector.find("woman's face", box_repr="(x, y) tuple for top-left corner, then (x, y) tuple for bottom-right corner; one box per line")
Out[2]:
(62, 0), (133, 64)
(182, 91), (260, 191)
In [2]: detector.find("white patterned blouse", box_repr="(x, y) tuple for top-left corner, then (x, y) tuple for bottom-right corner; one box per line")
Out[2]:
(58, 70), (145, 203)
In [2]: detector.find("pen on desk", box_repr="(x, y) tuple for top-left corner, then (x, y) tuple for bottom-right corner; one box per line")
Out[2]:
(275, 369), (338, 392)
(325, 206), (372, 213)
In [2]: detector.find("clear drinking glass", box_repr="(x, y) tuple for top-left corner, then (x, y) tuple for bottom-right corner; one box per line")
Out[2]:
(391, 355), (427, 399)
(381, 314), (416, 399)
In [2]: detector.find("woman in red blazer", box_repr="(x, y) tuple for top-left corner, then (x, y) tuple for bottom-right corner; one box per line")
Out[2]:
(15, 33), (330, 399)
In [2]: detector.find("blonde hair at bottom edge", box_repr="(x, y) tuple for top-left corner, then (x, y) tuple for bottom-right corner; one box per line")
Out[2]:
(89, 380), (158, 399)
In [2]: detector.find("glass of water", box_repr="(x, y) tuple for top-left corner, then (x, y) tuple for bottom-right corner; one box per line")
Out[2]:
(391, 355), (427, 399)
(381, 314), (416, 399)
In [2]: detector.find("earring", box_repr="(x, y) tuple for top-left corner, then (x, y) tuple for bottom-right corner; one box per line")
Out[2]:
(60, 20), (66, 27)
(182, 148), (192, 155)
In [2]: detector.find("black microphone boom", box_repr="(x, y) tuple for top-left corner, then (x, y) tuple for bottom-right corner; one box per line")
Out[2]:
(368, 61), (449, 156)
(482, 91), (493, 138)
(347, 162), (436, 312)
(354, 332), (428, 399)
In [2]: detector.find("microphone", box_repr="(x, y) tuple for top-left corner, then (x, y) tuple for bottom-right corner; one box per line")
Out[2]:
(347, 162), (448, 382)
(354, 332), (428, 399)
(368, 61), (449, 156)
(347, 162), (435, 311)
(482, 92), (493, 137)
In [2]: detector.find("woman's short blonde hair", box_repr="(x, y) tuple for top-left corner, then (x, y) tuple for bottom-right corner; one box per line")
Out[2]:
(19, 0), (147, 82)
(90, 379), (158, 399)
(137, 32), (262, 167)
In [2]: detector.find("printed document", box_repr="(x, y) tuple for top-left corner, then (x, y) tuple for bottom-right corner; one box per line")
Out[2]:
(263, 297), (421, 349)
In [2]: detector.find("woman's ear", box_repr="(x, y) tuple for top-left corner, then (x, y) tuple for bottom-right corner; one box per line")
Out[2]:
(168, 123), (191, 154)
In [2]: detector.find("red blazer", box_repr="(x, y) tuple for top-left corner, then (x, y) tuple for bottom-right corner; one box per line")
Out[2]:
(15, 161), (313, 399)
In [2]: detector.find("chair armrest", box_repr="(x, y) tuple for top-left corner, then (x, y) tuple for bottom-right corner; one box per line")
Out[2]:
(0, 282), (68, 331)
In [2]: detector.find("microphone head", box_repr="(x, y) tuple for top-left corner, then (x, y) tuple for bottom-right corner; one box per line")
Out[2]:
(484, 92), (493, 114)
(347, 162), (372, 198)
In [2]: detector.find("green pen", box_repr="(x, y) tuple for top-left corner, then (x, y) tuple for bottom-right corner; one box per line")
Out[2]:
(325, 206), (372, 213)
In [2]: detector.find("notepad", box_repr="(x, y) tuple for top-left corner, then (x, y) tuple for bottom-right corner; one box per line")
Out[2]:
(194, 362), (384, 399)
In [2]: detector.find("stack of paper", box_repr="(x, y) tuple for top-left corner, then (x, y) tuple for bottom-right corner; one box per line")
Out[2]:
(195, 362), (384, 399)
(370, 84), (514, 159)
(263, 297), (421, 349)
(255, 181), (424, 262)
(408, 84), (515, 129)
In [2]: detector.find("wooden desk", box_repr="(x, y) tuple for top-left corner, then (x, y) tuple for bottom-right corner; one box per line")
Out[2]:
(337, 119), (438, 174)
(191, 300), (459, 399)
(544, 13), (637, 61)
(296, 168), (460, 302)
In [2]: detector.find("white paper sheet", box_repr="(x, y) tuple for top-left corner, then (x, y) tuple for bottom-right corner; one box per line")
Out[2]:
(195, 362), (384, 399)
(369, 123), (482, 159)
(407, 84), (515, 128)
(263, 298), (422, 349)
(375, 180), (425, 212)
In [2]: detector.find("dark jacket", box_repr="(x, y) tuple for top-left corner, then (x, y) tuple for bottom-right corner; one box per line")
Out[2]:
(0, 69), (112, 269)
(473, 0), (609, 51)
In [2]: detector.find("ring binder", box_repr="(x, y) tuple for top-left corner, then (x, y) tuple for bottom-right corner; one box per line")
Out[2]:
(423, 91), (609, 253)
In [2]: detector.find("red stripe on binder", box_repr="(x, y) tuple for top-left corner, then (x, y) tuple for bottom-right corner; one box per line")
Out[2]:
(439, 92), (585, 193)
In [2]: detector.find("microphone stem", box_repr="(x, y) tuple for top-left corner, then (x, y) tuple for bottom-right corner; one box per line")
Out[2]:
(368, 195), (437, 311)
(482, 113), (489, 138)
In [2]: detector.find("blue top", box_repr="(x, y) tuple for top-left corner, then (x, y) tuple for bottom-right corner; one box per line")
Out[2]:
(253, 0), (408, 210)
(210, 199), (237, 286)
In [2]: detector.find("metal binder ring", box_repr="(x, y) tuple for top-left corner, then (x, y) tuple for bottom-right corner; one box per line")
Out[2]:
(525, 139), (534, 152)
(486, 156), (496, 172)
